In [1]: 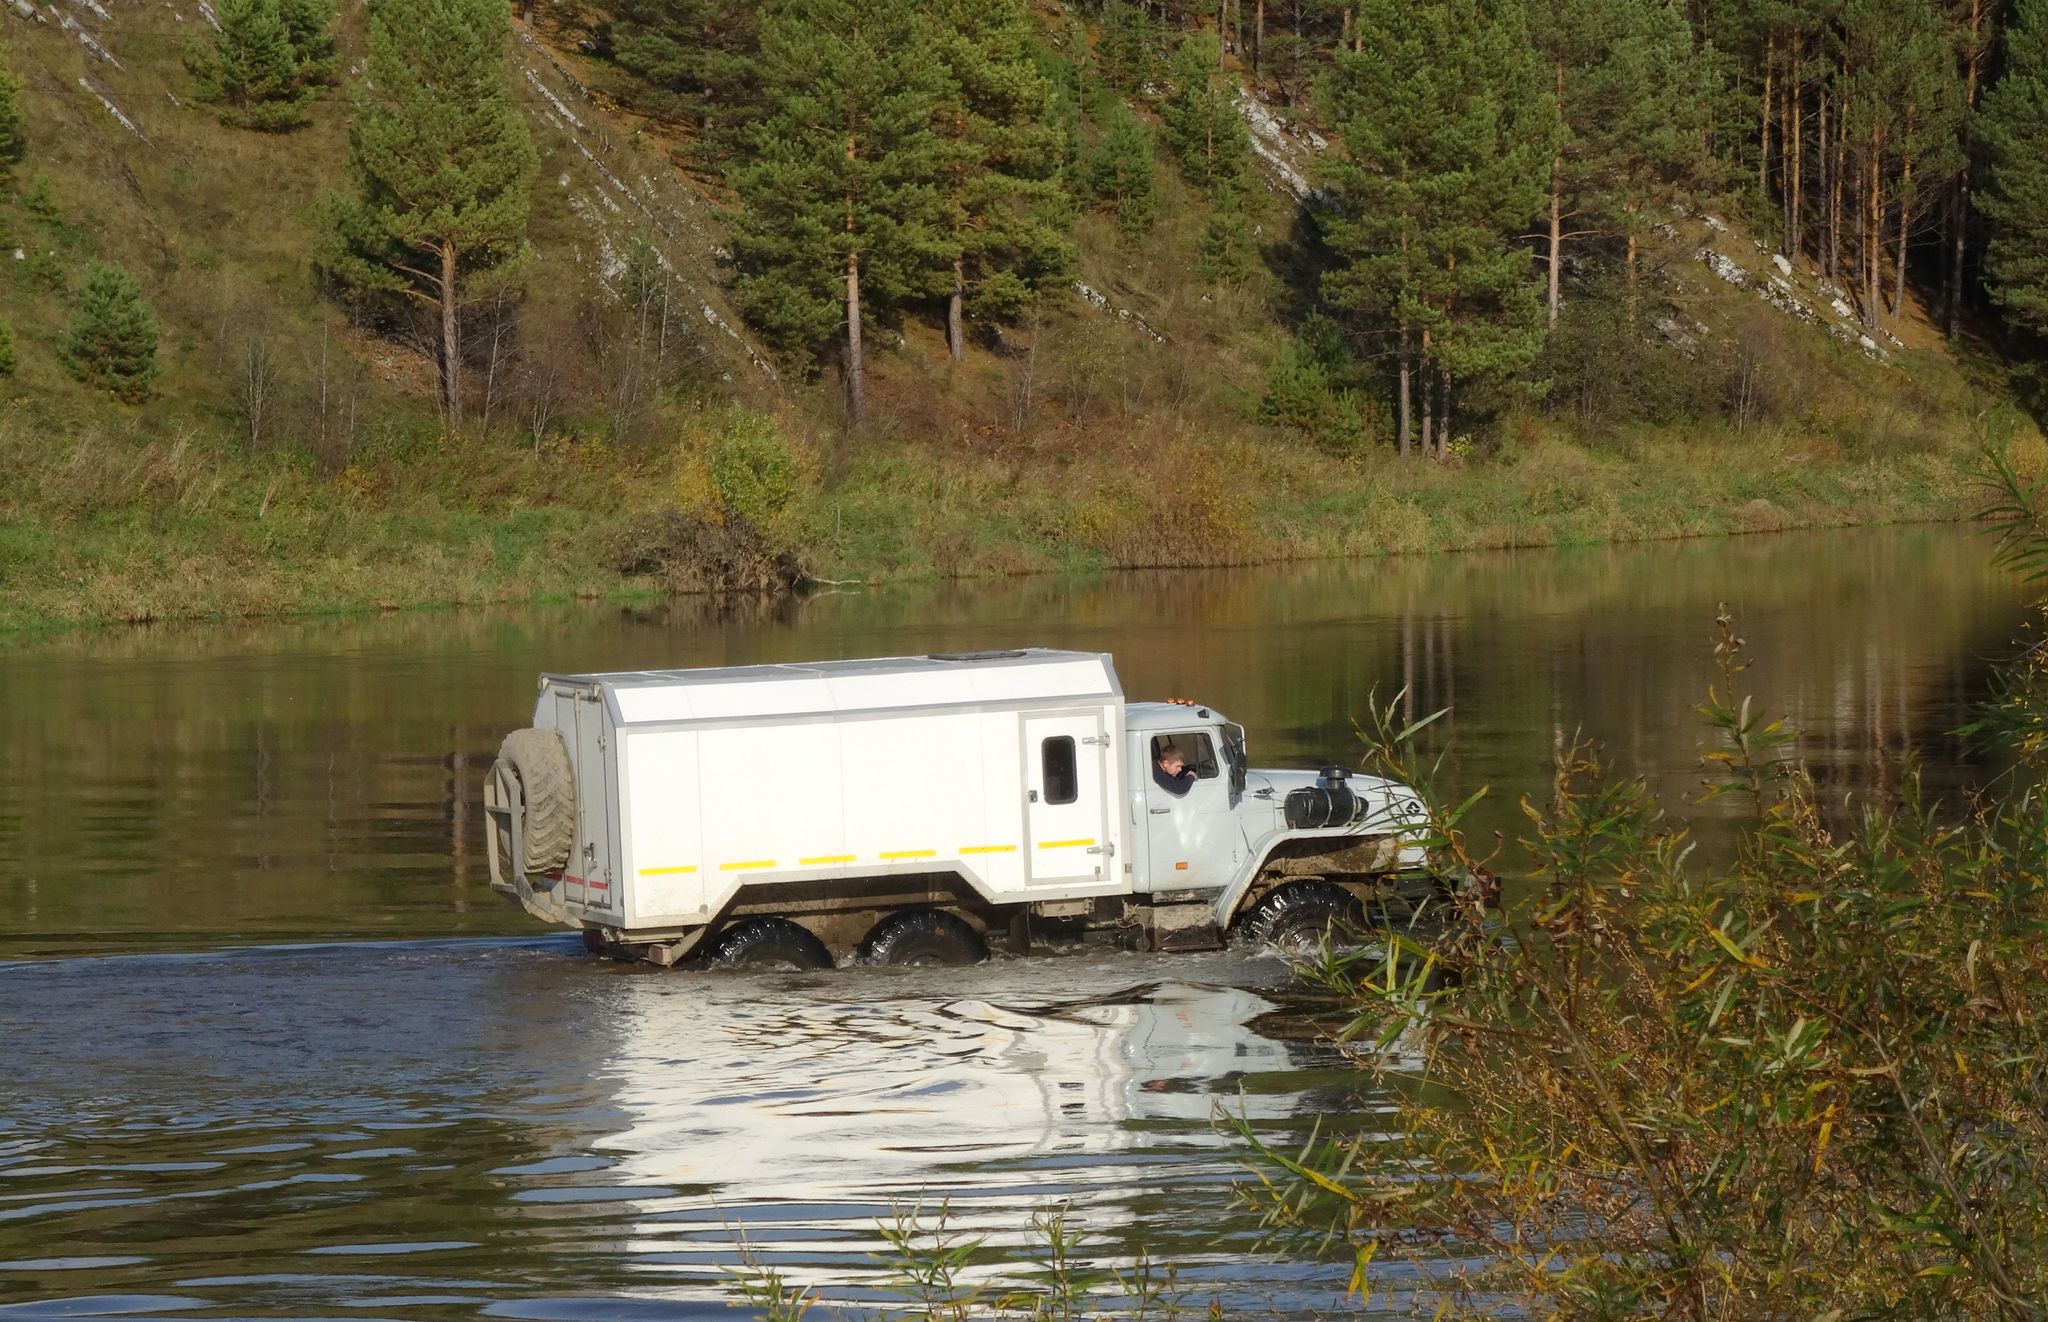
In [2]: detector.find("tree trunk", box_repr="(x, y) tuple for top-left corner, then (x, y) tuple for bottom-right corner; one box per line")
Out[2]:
(1341, 7), (1351, 53)
(1949, 0), (1985, 336)
(1418, 329), (1433, 458)
(1397, 322), (1411, 457)
(948, 258), (965, 363)
(1831, 115), (1845, 290)
(1547, 159), (1563, 328)
(1761, 41), (1773, 197)
(1948, 170), (1968, 336)
(439, 241), (460, 428)
(846, 247), (865, 422)
(1781, 54), (1794, 252)
(1253, 0), (1263, 85)
(1893, 137), (1913, 321)
(1438, 367), (1451, 459)
(1218, 0), (1227, 64)
(1547, 61), (1563, 329)
(1625, 209), (1640, 320)
(1788, 36), (1802, 260)
(1818, 87), (1830, 281)
(1863, 135), (1880, 330)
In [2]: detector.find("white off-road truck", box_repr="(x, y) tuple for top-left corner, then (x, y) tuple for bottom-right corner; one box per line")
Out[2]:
(484, 648), (1462, 967)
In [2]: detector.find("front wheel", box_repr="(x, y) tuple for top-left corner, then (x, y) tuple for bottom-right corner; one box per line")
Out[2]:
(856, 909), (989, 967)
(1236, 880), (1365, 959)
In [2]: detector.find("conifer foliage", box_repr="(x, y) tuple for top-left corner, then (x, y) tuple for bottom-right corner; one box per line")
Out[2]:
(1983, 0), (2048, 339)
(1078, 101), (1158, 238)
(62, 262), (160, 402)
(1160, 33), (1250, 192)
(0, 49), (26, 172)
(605, 0), (759, 158)
(318, 0), (537, 425)
(1319, 0), (1547, 457)
(185, 0), (335, 131)
(926, 0), (1074, 362)
(728, 0), (954, 421)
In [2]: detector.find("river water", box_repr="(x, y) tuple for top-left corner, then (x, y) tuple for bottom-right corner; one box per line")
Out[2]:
(0, 526), (2025, 1317)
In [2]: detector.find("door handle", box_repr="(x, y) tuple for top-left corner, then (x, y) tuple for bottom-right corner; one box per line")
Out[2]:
(1029, 790), (1039, 802)
(1149, 807), (1169, 815)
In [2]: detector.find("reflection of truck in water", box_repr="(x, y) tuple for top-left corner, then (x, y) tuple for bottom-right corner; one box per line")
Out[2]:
(485, 648), (1461, 967)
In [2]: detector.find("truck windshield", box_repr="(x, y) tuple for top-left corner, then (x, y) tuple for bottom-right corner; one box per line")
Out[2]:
(1222, 723), (1247, 796)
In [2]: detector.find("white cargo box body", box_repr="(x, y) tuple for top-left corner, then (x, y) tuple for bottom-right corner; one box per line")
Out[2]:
(536, 649), (1128, 936)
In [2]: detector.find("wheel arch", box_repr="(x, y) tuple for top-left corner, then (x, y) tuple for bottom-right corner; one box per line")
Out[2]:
(1212, 830), (1410, 930)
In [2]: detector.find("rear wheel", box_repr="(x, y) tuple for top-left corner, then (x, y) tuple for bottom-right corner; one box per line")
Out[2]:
(702, 918), (834, 971)
(1237, 880), (1365, 958)
(857, 909), (989, 967)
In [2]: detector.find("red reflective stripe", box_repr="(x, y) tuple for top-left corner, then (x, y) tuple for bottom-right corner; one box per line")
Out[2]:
(564, 876), (611, 891)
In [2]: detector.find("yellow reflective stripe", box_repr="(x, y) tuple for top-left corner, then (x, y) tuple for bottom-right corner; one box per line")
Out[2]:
(959, 844), (1017, 855)
(879, 849), (937, 860)
(637, 864), (698, 876)
(800, 854), (856, 866)
(720, 859), (777, 871)
(1037, 838), (1095, 850)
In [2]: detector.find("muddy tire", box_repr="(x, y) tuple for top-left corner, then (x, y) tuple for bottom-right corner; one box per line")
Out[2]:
(703, 918), (834, 971)
(498, 727), (575, 875)
(857, 909), (989, 967)
(1237, 880), (1365, 958)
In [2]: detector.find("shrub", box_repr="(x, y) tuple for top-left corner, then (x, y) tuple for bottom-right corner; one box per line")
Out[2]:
(1239, 608), (2048, 1316)
(1259, 343), (1330, 431)
(703, 406), (808, 530)
(62, 262), (160, 402)
(0, 321), (15, 376)
(1260, 341), (1375, 454)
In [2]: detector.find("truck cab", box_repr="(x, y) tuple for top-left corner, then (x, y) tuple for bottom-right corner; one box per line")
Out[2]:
(1122, 700), (1438, 949)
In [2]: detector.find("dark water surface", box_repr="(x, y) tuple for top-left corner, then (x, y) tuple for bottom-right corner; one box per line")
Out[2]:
(0, 526), (2026, 1316)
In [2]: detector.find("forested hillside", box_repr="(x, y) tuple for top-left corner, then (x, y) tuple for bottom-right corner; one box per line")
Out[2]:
(0, 0), (2038, 626)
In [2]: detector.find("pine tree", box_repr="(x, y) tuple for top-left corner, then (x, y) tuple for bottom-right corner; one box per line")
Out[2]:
(606, 0), (758, 158)
(1320, 0), (1547, 456)
(1841, 0), (1964, 327)
(316, 0), (537, 425)
(927, 0), (1076, 361)
(185, 0), (330, 130)
(278, 0), (337, 83)
(1095, 0), (1153, 95)
(62, 262), (160, 403)
(1199, 181), (1260, 284)
(1525, 0), (1716, 326)
(1596, 0), (1716, 294)
(728, 0), (954, 421)
(0, 51), (25, 173)
(1160, 32), (1251, 191)
(1983, 0), (2048, 336)
(1079, 102), (1157, 238)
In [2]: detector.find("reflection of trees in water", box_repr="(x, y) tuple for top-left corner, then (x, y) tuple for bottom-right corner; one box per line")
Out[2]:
(0, 526), (2019, 947)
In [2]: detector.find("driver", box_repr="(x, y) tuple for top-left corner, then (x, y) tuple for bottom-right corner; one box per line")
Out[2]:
(1153, 741), (1196, 797)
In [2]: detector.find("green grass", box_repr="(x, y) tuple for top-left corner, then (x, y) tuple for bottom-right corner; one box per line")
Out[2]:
(0, 400), (1981, 633)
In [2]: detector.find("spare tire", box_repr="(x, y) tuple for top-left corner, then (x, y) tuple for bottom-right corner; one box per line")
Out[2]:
(856, 909), (989, 967)
(497, 727), (575, 876)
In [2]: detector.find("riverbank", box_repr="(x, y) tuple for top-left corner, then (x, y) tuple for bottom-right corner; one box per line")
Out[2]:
(0, 413), (1990, 632)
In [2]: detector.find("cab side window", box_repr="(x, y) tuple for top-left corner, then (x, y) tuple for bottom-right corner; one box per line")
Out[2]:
(1150, 733), (1219, 779)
